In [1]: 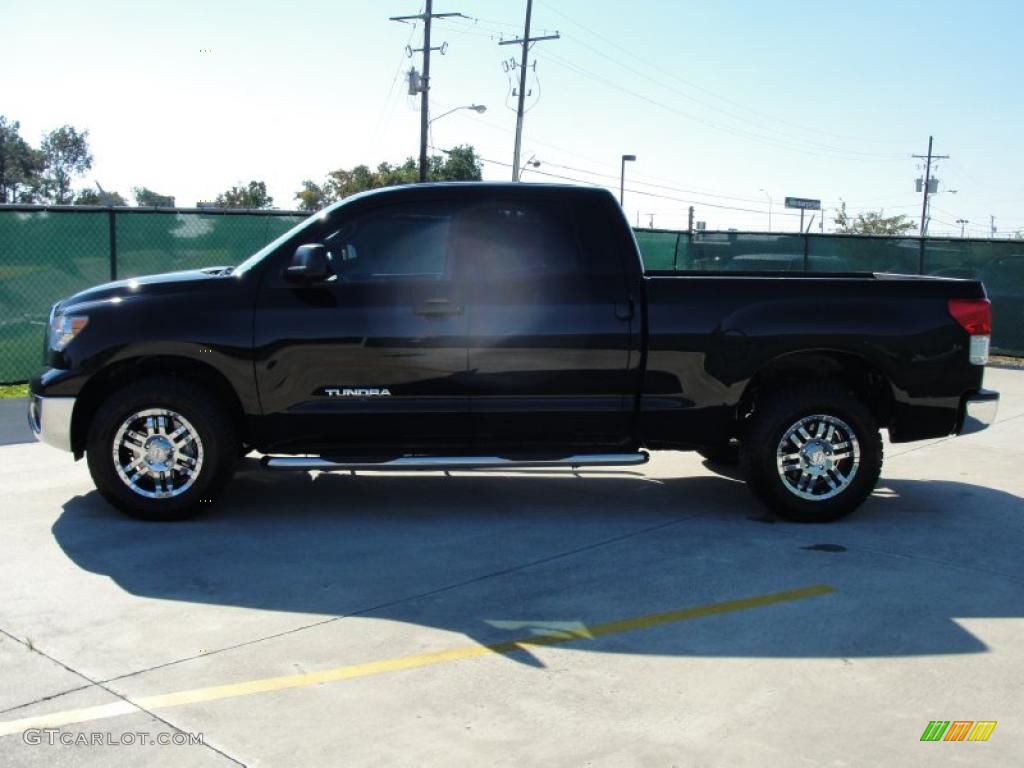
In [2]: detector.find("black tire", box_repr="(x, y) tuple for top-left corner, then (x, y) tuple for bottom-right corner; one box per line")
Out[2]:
(697, 445), (741, 465)
(741, 382), (882, 523)
(86, 376), (239, 521)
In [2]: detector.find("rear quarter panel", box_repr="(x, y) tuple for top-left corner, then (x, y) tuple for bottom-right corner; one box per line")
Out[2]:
(640, 274), (986, 446)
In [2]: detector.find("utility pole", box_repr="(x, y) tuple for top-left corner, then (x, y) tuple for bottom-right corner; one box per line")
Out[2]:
(991, 215), (997, 239)
(912, 136), (949, 236)
(500, 0), (559, 180)
(688, 206), (695, 234)
(391, 2), (463, 183)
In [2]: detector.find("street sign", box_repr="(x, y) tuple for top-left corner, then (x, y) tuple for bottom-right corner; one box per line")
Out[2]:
(785, 197), (821, 211)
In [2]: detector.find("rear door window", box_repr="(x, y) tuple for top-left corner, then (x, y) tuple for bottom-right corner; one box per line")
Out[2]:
(453, 199), (582, 277)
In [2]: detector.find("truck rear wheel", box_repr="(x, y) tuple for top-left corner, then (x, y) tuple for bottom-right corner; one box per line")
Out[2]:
(86, 376), (238, 521)
(741, 383), (882, 522)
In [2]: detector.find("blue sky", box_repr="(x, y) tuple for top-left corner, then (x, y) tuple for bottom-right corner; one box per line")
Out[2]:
(5, 0), (1022, 234)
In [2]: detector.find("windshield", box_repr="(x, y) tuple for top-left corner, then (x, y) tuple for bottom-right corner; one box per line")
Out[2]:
(233, 209), (332, 276)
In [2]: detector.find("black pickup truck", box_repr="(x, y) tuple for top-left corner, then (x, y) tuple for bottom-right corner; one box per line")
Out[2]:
(29, 183), (999, 522)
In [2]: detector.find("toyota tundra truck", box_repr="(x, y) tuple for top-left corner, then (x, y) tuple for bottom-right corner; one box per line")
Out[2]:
(29, 182), (999, 522)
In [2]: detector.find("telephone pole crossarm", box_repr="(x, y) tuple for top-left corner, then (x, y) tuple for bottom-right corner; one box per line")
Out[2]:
(498, 33), (561, 45)
(389, 12), (464, 22)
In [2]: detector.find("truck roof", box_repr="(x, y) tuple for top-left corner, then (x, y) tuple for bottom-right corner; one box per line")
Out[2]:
(330, 181), (611, 210)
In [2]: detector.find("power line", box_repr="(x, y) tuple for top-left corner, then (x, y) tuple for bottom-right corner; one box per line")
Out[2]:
(451, 149), (804, 216)
(536, 0), (914, 148)
(554, 30), (906, 159)
(436, 14), (558, 39)
(529, 159), (772, 204)
(539, 50), (905, 162)
(429, 100), (926, 218)
(371, 8), (422, 147)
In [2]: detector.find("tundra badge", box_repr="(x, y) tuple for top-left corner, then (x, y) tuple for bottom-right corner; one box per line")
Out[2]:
(322, 387), (392, 397)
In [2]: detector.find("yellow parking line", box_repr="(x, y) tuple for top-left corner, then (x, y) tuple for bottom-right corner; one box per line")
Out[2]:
(0, 584), (834, 736)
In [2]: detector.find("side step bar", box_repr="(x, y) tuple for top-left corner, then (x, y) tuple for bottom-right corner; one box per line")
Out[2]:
(262, 452), (649, 472)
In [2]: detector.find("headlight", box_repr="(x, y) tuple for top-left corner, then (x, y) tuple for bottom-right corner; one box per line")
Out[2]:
(49, 313), (89, 351)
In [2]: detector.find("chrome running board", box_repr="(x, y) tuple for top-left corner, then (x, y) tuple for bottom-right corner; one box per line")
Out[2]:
(262, 452), (649, 471)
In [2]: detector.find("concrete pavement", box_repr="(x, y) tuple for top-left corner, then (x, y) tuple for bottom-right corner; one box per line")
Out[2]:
(0, 367), (1021, 766)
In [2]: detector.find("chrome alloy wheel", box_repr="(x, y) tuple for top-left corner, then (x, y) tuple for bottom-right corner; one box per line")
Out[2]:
(112, 409), (204, 499)
(776, 414), (860, 501)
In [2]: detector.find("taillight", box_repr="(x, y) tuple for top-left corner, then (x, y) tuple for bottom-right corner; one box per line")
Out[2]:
(948, 298), (991, 365)
(948, 298), (991, 335)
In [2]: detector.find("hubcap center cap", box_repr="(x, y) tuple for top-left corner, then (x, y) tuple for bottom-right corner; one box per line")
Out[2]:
(800, 439), (833, 473)
(144, 436), (173, 467)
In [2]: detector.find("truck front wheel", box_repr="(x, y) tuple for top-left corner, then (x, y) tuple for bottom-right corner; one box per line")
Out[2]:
(86, 376), (239, 521)
(741, 383), (883, 522)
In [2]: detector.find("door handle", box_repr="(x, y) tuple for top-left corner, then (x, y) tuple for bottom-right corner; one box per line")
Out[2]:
(615, 298), (635, 320)
(415, 298), (462, 317)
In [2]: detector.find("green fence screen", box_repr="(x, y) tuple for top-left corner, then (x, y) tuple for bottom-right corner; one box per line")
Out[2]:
(1, 207), (1022, 382)
(0, 208), (305, 382)
(636, 229), (1024, 354)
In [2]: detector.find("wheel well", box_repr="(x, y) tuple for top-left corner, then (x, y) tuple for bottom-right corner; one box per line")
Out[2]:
(739, 352), (894, 432)
(71, 356), (247, 456)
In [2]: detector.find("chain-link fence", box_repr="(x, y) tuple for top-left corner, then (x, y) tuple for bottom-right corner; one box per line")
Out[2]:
(636, 229), (1024, 355)
(0, 206), (305, 382)
(2, 208), (1022, 382)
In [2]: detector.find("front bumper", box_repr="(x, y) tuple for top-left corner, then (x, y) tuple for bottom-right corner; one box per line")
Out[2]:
(28, 395), (76, 452)
(958, 389), (999, 436)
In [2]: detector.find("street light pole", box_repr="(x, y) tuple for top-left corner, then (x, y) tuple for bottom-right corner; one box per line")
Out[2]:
(957, 218), (969, 238)
(620, 154), (636, 207)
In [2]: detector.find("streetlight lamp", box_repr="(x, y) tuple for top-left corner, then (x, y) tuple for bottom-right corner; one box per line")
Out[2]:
(519, 154), (541, 178)
(957, 218), (970, 238)
(759, 188), (773, 232)
(428, 103), (488, 125)
(620, 154), (636, 207)
(427, 105), (487, 166)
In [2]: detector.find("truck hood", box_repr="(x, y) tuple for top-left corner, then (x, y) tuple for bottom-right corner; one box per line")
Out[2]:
(57, 267), (235, 311)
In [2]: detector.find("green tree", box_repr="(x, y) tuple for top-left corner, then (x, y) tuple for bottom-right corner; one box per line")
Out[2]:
(833, 202), (916, 235)
(0, 116), (44, 203)
(38, 125), (93, 204)
(214, 180), (274, 209)
(294, 180), (329, 212)
(295, 144), (483, 211)
(429, 145), (482, 182)
(74, 187), (127, 206)
(133, 186), (176, 207)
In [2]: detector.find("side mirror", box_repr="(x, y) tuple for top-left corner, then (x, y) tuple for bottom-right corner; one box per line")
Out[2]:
(285, 244), (331, 283)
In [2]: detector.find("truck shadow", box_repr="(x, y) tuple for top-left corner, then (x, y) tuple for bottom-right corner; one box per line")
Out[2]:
(51, 462), (1024, 663)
